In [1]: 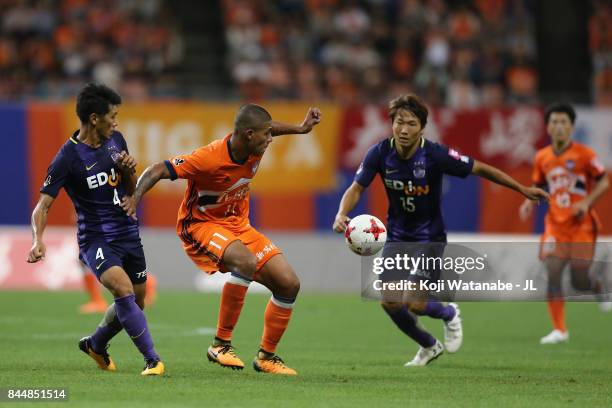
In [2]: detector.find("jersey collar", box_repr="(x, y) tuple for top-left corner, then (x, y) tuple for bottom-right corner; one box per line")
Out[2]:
(390, 136), (425, 157)
(552, 141), (573, 156)
(70, 130), (79, 144)
(70, 129), (110, 149)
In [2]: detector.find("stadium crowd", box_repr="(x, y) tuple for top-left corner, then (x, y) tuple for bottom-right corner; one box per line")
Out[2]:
(0, 0), (183, 100)
(0, 0), (610, 105)
(590, 0), (612, 105)
(223, 0), (539, 106)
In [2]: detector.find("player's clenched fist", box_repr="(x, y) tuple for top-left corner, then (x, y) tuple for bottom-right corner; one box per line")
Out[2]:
(300, 107), (322, 133)
(117, 150), (137, 173)
(27, 241), (46, 263)
(333, 214), (350, 233)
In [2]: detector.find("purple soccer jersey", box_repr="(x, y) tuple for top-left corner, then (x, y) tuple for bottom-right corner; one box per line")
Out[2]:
(40, 130), (139, 245)
(355, 137), (474, 242)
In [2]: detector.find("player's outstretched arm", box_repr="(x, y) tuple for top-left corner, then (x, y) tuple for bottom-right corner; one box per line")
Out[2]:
(472, 160), (549, 201)
(333, 182), (365, 233)
(121, 161), (172, 219)
(27, 194), (55, 263)
(271, 107), (321, 136)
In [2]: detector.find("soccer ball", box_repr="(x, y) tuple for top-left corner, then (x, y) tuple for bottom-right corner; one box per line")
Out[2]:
(345, 214), (387, 256)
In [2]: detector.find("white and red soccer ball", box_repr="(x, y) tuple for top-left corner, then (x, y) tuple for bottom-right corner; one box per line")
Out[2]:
(344, 214), (387, 256)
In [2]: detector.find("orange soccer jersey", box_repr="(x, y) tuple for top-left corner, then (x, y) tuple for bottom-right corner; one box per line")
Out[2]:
(166, 133), (280, 273)
(533, 142), (606, 259)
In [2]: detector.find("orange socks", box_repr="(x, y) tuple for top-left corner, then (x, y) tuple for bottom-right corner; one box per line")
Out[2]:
(261, 297), (294, 354)
(215, 274), (295, 354)
(84, 273), (105, 303)
(547, 298), (566, 332)
(216, 275), (251, 341)
(145, 274), (158, 307)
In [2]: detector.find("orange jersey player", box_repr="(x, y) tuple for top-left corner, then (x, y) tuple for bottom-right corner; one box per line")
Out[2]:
(123, 104), (322, 375)
(520, 102), (610, 345)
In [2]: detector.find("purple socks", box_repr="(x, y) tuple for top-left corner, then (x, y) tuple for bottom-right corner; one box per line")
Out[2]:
(383, 305), (436, 348)
(415, 300), (456, 321)
(112, 294), (159, 362)
(90, 304), (123, 353)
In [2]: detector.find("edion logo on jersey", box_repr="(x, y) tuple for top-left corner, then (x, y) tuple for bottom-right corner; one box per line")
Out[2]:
(384, 178), (430, 196)
(86, 168), (121, 189)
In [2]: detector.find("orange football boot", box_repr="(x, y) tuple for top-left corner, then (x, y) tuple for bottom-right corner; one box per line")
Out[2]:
(207, 344), (245, 370)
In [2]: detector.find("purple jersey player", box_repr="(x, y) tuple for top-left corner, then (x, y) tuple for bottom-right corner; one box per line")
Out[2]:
(333, 94), (548, 367)
(27, 83), (164, 376)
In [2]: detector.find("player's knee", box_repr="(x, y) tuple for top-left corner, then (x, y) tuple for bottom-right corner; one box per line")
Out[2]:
(381, 301), (403, 312)
(283, 275), (300, 298)
(109, 283), (134, 298)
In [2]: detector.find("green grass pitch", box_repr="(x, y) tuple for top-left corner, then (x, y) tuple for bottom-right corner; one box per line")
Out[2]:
(0, 291), (610, 407)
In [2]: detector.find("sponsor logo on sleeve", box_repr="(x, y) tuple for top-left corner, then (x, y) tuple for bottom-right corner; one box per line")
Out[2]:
(356, 162), (364, 175)
(449, 148), (470, 163)
(591, 157), (605, 173)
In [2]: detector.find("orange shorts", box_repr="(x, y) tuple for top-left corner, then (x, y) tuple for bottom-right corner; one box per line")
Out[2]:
(540, 219), (597, 261)
(179, 222), (281, 274)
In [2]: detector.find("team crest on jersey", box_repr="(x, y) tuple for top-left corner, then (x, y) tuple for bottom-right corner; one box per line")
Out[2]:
(173, 157), (185, 166)
(108, 146), (121, 163)
(565, 159), (575, 170)
(413, 167), (426, 179)
(413, 161), (426, 179)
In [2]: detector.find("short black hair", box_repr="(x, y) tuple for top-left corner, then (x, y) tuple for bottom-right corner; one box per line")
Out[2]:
(388, 94), (428, 129)
(544, 102), (576, 124)
(234, 103), (272, 134)
(76, 83), (122, 124)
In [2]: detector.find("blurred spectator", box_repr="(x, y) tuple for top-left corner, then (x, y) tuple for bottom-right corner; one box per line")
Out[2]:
(590, 0), (612, 105)
(222, 0), (540, 106)
(0, 0), (183, 100)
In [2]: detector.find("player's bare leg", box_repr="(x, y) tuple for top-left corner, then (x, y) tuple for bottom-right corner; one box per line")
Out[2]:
(588, 250), (612, 312)
(207, 240), (257, 370)
(252, 254), (300, 375)
(570, 255), (612, 311)
(541, 256), (569, 344)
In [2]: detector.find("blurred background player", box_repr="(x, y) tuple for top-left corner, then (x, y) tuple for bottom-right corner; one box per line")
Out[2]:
(333, 94), (548, 366)
(78, 258), (158, 314)
(79, 258), (108, 314)
(122, 104), (321, 375)
(520, 103), (611, 345)
(27, 83), (164, 375)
